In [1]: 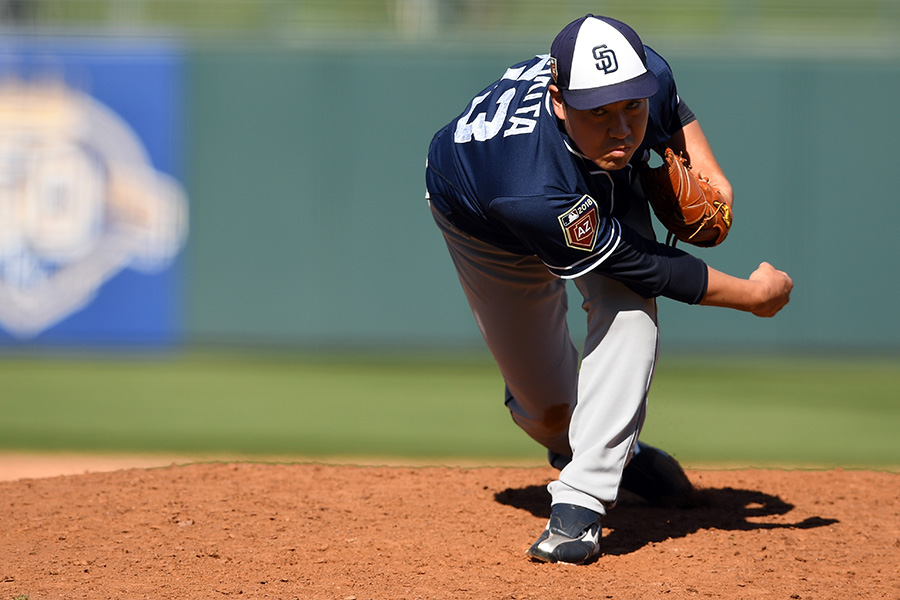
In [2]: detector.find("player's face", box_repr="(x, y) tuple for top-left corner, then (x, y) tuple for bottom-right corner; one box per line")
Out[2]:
(550, 86), (649, 171)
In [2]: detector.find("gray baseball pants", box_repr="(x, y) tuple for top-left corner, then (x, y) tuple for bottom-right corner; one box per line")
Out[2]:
(430, 201), (659, 515)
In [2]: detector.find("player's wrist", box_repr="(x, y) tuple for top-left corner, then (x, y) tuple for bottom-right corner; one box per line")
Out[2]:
(701, 267), (762, 313)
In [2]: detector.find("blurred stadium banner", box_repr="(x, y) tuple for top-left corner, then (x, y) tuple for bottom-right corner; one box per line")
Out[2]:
(0, 39), (187, 347)
(0, 2), (895, 352)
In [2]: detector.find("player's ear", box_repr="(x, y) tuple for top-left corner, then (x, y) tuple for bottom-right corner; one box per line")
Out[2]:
(549, 84), (567, 121)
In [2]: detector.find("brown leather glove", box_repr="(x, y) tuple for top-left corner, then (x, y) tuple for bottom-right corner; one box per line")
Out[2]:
(639, 148), (732, 247)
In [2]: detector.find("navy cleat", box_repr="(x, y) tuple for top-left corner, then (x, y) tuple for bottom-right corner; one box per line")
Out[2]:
(526, 503), (602, 565)
(620, 442), (694, 507)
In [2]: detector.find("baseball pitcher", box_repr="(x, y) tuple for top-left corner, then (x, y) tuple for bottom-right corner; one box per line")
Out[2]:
(425, 14), (792, 564)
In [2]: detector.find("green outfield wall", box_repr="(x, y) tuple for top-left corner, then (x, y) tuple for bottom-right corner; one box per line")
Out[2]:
(184, 44), (900, 352)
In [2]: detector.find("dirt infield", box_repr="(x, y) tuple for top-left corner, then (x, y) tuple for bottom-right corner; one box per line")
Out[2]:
(1, 460), (897, 600)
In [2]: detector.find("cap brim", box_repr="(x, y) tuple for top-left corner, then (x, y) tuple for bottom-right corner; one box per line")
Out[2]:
(561, 71), (659, 111)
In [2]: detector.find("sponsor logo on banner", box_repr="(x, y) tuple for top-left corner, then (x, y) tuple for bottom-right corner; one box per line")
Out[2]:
(0, 79), (188, 339)
(558, 195), (599, 251)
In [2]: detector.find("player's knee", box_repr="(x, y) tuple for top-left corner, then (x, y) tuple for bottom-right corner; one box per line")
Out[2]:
(508, 401), (571, 438)
(541, 402), (573, 434)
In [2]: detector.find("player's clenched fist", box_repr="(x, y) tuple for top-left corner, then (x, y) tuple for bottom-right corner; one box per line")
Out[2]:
(701, 262), (793, 317)
(748, 262), (793, 317)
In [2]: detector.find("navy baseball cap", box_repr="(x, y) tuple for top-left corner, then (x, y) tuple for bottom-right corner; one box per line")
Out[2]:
(549, 14), (659, 110)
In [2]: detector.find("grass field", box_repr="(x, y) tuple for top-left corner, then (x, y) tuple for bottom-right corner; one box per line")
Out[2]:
(1, 349), (897, 470)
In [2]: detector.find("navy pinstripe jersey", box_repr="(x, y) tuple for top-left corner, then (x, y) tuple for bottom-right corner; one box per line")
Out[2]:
(425, 47), (708, 304)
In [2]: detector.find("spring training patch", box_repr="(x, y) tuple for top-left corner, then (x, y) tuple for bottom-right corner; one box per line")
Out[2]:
(558, 195), (599, 251)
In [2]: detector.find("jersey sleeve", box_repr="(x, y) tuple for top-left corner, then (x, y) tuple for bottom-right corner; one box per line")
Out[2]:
(489, 194), (708, 304)
(677, 98), (696, 128)
(597, 221), (708, 304)
(639, 47), (692, 151)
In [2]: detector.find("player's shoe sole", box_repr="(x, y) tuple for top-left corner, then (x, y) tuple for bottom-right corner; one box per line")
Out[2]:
(526, 503), (602, 565)
(620, 442), (694, 506)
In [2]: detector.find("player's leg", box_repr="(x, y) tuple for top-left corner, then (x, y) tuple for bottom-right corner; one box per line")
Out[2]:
(524, 270), (660, 564)
(430, 203), (578, 458)
(611, 184), (693, 506)
(546, 272), (659, 513)
(547, 183), (691, 514)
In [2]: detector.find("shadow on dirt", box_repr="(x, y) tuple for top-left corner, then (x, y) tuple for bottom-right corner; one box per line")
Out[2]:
(494, 484), (839, 556)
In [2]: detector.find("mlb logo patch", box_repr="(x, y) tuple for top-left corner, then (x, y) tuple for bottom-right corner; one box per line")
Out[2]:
(558, 195), (599, 251)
